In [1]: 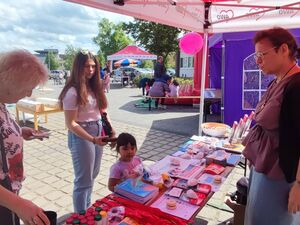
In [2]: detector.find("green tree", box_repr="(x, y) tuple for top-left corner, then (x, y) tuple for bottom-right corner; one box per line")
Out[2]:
(93, 18), (132, 62)
(165, 52), (176, 69)
(45, 52), (60, 70)
(124, 19), (181, 63)
(140, 60), (154, 69)
(63, 45), (79, 70)
(97, 54), (106, 68)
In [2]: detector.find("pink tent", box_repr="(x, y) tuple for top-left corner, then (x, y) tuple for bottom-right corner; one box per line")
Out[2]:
(107, 45), (157, 61)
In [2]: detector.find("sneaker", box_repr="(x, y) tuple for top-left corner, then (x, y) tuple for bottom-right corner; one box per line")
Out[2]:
(158, 104), (167, 109)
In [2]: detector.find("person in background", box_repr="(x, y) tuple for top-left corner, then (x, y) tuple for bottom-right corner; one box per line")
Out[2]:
(154, 56), (166, 79)
(108, 133), (143, 192)
(59, 50), (115, 212)
(0, 50), (50, 225)
(139, 77), (151, 96)
(122, 70), (129, 86)
(100, 67), (105, 80)
(167, 79), (180, 97)
(103, 71), (111, 93)
(58, 71), (64, 85)
(63, 70), (68, 85)
(149, 75), (171, 108)
(242, 27), (300, 225)
(145, 80), (151, 96)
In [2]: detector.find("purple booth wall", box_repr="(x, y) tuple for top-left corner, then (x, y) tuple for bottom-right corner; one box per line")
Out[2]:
(209, 47), (222, 89)
(209, 47), (222, 114)
(224, 38), (255, 125)
(222, 29), (300, 126)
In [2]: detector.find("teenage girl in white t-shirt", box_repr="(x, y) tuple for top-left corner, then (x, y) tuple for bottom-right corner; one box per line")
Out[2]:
(59, 50), (115, 212)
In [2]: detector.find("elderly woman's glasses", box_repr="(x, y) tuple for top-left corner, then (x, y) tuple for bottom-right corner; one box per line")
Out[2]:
(254, 46), (278, 61)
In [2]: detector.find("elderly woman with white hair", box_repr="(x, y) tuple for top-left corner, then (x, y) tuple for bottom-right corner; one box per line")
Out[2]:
(0, 50), (50, 225)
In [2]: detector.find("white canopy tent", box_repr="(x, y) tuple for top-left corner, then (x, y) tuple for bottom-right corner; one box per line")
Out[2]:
(65, 0), (300, 134)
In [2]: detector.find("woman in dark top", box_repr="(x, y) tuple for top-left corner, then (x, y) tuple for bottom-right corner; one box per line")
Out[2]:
(242, 27), (300, 225)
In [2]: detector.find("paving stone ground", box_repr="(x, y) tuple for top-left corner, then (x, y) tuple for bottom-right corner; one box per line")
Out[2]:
(14, 81), (245, 225)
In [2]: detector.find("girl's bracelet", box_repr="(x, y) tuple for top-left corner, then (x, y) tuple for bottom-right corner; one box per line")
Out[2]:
(92, 137), (96, 144)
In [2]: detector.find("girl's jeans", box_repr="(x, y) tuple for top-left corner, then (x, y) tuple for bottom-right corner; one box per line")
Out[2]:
(68, 121), (103, 212)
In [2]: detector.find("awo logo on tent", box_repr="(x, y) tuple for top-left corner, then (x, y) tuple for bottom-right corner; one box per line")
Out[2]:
(216, 9), (234, 21)
(278, 8), (299, 17)
(247, 8), (265, 21)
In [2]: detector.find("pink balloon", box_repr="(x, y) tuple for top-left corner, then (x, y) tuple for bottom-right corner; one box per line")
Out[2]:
(179, 32), (203, 55)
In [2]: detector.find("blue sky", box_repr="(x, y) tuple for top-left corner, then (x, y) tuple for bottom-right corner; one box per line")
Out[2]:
(0, 0), (133, 54)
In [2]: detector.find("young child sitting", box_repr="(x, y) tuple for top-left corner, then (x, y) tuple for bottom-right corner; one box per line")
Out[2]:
(167, 79), (179, 97)
(108, 132), (143, 192)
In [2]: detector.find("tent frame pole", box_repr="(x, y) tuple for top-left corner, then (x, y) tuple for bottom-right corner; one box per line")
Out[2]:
(198, 31), (209, 135)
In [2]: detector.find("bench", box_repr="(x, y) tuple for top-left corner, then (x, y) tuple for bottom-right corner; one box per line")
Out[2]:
(16, 98), (62, 130)
(147, 89), (221, 122)
(146, 96), (200, 111)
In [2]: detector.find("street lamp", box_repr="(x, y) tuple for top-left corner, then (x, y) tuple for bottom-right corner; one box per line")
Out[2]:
(48, 50), (50, 71)
(47, 46), (54, 71)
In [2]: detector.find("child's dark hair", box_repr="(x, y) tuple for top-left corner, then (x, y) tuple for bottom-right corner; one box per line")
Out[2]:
(149, 78), (155, 86)
(116, 133), (137, 153)
(173, 79), (179, 86)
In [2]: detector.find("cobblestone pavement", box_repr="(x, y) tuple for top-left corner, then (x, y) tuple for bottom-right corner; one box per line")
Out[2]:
(15, 81), (245, 225)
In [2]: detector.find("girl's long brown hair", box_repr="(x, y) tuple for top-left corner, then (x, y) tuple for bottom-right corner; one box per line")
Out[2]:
(59, 51), (107, 110)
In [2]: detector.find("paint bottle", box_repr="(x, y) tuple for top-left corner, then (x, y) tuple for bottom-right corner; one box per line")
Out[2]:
(87, 220), (95, 225)
(95, 207), (102, 213)
(94, 214), (102, 225)
(87, 208), (94, 214)
(72, 219), (80, 225)
(99, 211), (108, 225)
(80, 219), (88, 224)
(87, 215), (95, 222)
(71, 213), (79, 220)
(65, 217), (73, 225)
(79, 210), (86, 216)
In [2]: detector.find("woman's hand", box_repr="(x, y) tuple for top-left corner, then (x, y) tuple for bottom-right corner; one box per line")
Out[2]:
(21, 127), (48, 141)
(288, 182), (300, 213)
(15, 198), (49, 225)
(94, 136), (108, 146)
(21, 127), (35, 140)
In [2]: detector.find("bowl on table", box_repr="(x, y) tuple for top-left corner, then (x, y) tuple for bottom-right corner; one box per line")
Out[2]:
(201, 122), (230, 137)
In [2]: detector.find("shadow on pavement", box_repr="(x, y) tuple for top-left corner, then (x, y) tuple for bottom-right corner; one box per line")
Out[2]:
(119, 99), (199, 115)
(18, 121), (51, 132)
(151, 115), (199, 136)
(109, 82), (124, 89)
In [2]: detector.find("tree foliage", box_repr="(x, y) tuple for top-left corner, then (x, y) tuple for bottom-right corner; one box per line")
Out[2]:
(45, 52), (60, 70)
(93, 18), (132, 63)
(63, 45), (79, 70)
(140, 60), (154, 69)
(165, 52), (176, 69)
(124, 19), (181, 62)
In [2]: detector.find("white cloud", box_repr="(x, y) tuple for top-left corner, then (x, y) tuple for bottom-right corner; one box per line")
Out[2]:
(0, 0), (133, 54)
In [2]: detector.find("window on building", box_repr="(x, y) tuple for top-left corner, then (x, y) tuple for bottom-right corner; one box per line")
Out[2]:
(242, 54), (274, 110)
(188, 57), (193, 67)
